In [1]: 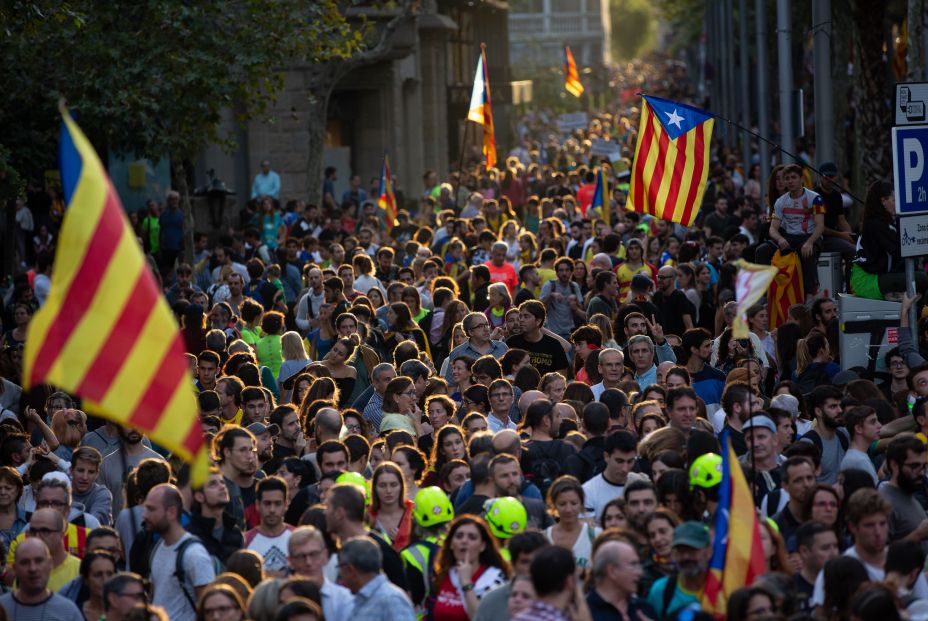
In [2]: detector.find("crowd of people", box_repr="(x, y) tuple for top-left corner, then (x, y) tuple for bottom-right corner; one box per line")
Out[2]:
(2, 59), (928, 621)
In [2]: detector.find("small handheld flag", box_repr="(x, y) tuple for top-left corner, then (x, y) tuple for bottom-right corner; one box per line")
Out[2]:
(732, 260), (779, 339)
(701, 432), (766, 616)
(563, 46), (584, 97)
(24, 105), (209, 486)
(378, 154), (397, 227)
(467, 44), (497, 169)
(627, 95), (714, 228)
(590, 168), (610, 228)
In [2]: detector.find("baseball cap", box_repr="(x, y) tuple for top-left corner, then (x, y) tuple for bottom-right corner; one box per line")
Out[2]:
(741, 415), (777, 434)
(819, 162), (838, 177)
(246, 422), (280, 437)
(673, 522), (710, 549)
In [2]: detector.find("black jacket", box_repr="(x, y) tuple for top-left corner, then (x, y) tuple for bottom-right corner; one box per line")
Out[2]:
(856, 216), (900, 274)
(187, 511), (245, 565)
(564, 436), (606, 483)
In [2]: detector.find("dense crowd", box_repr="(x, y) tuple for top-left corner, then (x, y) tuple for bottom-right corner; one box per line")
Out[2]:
(2, 59), (928, 621)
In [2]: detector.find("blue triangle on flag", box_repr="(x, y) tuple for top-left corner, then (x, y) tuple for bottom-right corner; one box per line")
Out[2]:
(645, 95), (714, 140)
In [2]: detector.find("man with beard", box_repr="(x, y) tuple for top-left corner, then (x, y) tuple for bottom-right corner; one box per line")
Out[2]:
(0, 538), (82, 619)
(245, 476), (292, 577)
(267, 405), (306, 470)
(489, 453), (551, 529)
(246, 422), (278, 474)
(214, 426), (264, 531)
(623, 480), (657, 539)
(188, 467), (243, 565)
(215, 376), (245, 426)
(799, 386), (847, 484)
(772, 457), (817, 543)
(100, 425), (165, 516)
(879, 435), (928, 548)
(295, 267), (325, 333)
(144, 484), (216, 621)
(323, 277), (350, 320)
(646, 522), (711, 620)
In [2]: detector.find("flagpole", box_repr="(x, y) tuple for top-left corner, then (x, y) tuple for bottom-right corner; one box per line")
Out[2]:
(454, 121), (469, 210)
(636, 92), (865, 205)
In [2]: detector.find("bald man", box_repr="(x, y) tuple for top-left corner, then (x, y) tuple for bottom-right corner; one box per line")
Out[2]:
(28, 508), (79, 591)
(0, 538), (82, 619)
(587, 540), (655, 619)
(144, 484), (216, 621)
(518, 390), (545, 422)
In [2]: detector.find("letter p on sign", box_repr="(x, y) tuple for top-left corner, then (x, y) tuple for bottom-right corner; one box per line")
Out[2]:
(904, 137), (925, 204)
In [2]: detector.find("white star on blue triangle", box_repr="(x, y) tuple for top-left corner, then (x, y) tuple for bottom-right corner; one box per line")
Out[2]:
(646, 95), (714, 140)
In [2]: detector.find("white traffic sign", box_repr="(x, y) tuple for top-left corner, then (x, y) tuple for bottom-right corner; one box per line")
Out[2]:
(899, 213), (928, 257)
(893, 125), (928, 215)
(896, 83), (928, 126)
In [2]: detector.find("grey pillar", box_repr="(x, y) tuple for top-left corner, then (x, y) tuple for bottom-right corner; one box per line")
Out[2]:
(739, 0), (752, 169)
(812, 0), (834, 166)
(725, 0), (737, 148)
(756, 0), (771, 206)
(776, 0), (794, 163)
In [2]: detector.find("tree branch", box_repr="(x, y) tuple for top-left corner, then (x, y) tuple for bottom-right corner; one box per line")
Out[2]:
(340, 0), (418, 75)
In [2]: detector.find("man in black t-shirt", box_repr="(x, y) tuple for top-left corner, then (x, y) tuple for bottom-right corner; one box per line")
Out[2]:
(813, 162), (855, 265)
(652, 266), (694, 338)
(793, 522), (839, 613)
(506, 300), (569, 377)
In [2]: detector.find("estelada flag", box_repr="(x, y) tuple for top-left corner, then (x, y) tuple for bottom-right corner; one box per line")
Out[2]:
(24, 106), (209, 485)
(768, 250), (805, 330)
(563, 46), (584, 97)
(378, 154), (397, 227)
(467, 44), (497, 169)
(732, 260), (779, 339)
(701, 433), (766, 617)
(627, 95), (714, 228)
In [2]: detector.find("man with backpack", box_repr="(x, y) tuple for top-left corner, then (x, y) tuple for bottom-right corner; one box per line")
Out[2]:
(144, 483), (216, 621)
(520, 399), (576, 498)
(799, 385), (848, 484)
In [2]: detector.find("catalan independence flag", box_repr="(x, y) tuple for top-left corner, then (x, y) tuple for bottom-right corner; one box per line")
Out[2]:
(378, 154), (397, 227)
(701, 433), (766, 617)
(467, 44), (497, 169)
(732, 260), (779, 339)
(563, 46), (584, 97)
(590, 167), (610, 228)
(24, 107), (209, 486)
(627, 95), (714, 228)
(768, 250), (805, 330)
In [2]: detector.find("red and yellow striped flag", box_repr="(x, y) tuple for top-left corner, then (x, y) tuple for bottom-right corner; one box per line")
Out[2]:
(563, 46), (584, 97)
(378, 154), (397, 227)
(768, 249), (805, 330)
(467, 44), (497, 169)
(24, 107), (208, 485)
(627, 95), (714, 227)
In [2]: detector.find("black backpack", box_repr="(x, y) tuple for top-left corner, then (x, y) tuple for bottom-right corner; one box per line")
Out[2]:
(525, 441), (565, 496)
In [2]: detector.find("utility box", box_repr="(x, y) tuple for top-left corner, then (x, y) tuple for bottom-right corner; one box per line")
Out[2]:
(838, 293), (902, 374)
(817, 252), (844, 299)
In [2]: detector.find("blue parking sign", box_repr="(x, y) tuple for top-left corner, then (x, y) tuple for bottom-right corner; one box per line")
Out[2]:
(893, 125), (928, 215)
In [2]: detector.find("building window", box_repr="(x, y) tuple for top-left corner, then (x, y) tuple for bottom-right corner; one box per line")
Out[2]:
(552, 0), (581, 12)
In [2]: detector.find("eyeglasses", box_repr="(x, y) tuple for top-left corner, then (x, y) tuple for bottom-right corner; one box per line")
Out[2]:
(36, 500), (67, 509)
(890, 360), (907, 368)
(345, 424), (361, 432)
(290, 549), (325, 562)
(30, 527), (62, 536)
(401, 390), (417, 397)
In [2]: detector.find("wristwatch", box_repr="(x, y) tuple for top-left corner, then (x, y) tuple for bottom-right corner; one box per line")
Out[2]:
(462, 583), (475, 593)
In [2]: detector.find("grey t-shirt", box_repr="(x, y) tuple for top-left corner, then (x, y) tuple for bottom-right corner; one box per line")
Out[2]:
(799, 430), (847, 485)
(540, 279), (581, 336)
(840, 448), (878, 484)
(99, 445), (166, 515)
(0, 591), (82, 621)
(879, 482), (928, 546)
(151, 533), (217, 621)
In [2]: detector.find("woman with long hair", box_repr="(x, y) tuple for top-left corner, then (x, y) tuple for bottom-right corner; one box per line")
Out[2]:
(747, 304), (776, 368)
(392, 445), (427, 501)
(420, 395), (458, 464)
(766, 165), (786, 215)
(518, 232), (538, 266)
(434, 300), (468, 369)
(369, 462), (415, 551)
(852, 179), (928, 299)
(51, 408), (87, 462)
(385, 302), (431, 358)
(427, 423), (467, 485)
(197, 583), (247, 621)
(450, 355), (475, 403)
(794, 331), (840, 388)
(430, 516), (510, 621)
(822, 556), (869, 621)
(79, 550), (117, 621)
(290, 373), (314, 408)
(759, 519), (791, 573)
(379, 376), (421, 436)
(321, 337), (357, 408)
(544, 476), (601, 571)
(803, 484), (844, 545)
(641, 509), (681, 599)
(277, 331), (310, 390)
(726, 585), (779, 621)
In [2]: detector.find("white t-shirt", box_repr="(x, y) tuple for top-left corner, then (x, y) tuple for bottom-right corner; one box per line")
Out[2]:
(545, 523), (602, 570)
(151, 533), (217, 621)
(811, 546), (928, 606)
(246, 527), (293, 573)
(582, 473), (625, 521)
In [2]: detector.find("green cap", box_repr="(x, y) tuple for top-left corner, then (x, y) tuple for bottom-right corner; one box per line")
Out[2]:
(672, 522), (710, 549)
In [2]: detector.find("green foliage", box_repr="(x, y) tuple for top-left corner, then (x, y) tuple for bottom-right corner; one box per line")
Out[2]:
(609, 0), (657, 60)
(0, 0), (367, 181)
(653, 0), (703, 49)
